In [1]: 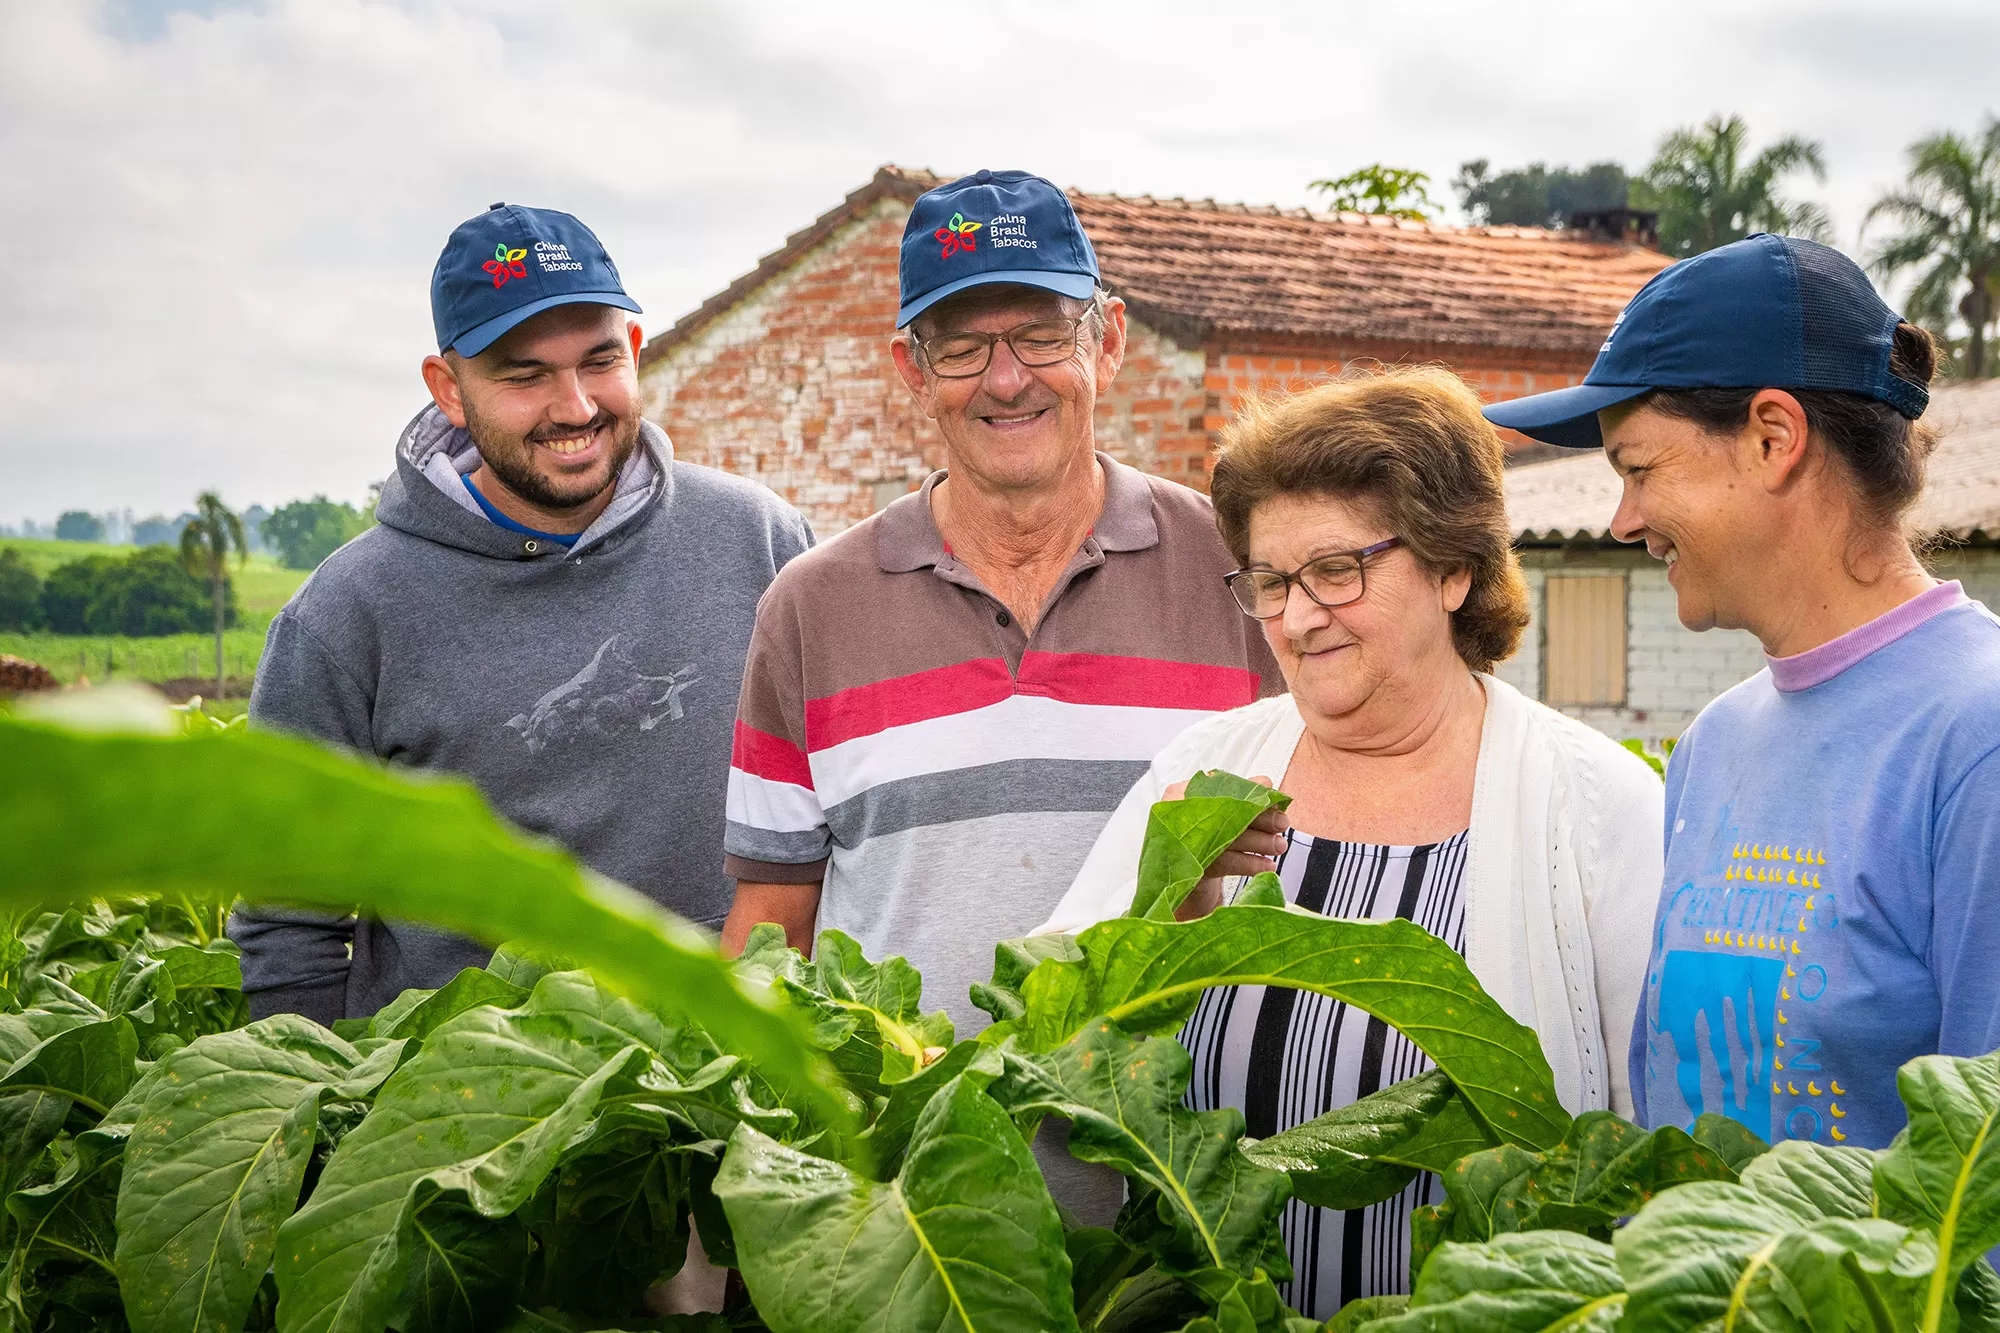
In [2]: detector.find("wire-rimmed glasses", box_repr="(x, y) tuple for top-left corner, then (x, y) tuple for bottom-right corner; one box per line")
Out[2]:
(1223, 537), (1404, 619)
(912, 314), (1093, 378)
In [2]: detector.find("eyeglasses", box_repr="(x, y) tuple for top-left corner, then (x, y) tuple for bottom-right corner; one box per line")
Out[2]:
(1223, 537), (1404, 619)
(913, 314), (1093, 378)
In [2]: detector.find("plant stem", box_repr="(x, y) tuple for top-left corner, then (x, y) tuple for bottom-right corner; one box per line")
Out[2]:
(1841, 1251), (1899, 1333)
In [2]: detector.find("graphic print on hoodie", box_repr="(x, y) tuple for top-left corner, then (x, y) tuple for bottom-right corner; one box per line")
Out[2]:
(229, 405), (814, 1022)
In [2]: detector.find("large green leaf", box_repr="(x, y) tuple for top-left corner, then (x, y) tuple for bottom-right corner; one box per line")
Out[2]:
(714, 1075), (1077, 1333)
(1617, 1143), (1936, 1333)
(114, 1016), (362, 1333)
(1360, 1231), (1626, 1332)
(1, 713), (845, 1132)
(4, 1121), (125, 1323)
(1016, 906), (1568, 1151)
(0, 1016), (137, 1116)
(524, 1105), (697, 1317)
(389, 1190), (531, 1333)
(1874, 1050), (2000, 1332)
(1241, 1070), (1492, 1212)
(852, 1041), (1004, 1176)
(1423, 1111), (1736, 1251)
(971, 936), (1083, 1026)
(797, 930), (954, 1088)
(1692, 1112), (1771, 1174)
(273, 973), (669, 1333)
(1127, 772), (1292, 922)
(371, 968), (529, 1042)
(991, 1019), (1290, 1278)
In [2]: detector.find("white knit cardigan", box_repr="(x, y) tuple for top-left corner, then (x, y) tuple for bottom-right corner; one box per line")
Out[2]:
(1037, 675), (1664, 1120)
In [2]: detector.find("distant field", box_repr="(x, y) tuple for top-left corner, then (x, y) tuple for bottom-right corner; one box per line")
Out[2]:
(0, 537), (306, 693)
(0, 628), (272, 690)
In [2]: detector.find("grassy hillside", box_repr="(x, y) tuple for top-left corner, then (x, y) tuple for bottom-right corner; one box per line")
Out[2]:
(0, 538), (308, 697)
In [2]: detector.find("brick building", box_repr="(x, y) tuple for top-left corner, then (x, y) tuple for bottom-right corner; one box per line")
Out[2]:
(639, 165), (1673, 533)
(1498, 378), (2000, 744)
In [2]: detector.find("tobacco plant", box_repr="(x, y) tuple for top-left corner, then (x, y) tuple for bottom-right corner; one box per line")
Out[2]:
(2, 691), (1997, 1332)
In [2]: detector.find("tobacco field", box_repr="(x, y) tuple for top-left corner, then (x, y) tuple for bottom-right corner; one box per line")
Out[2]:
(2, 691), (1997, 1332)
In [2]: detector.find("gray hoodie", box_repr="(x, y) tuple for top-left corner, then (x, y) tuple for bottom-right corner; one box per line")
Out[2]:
(230, 406), (813, 1023)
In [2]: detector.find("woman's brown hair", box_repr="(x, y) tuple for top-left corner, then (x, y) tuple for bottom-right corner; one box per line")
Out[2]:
(1210, 365), (1530, 674)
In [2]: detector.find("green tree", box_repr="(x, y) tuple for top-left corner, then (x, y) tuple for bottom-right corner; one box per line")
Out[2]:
(180, 492), (249, 701)
(1637, 114), (1831, 258)
(1865, 116), (2000, 379)
(262, 495), (367, 570)
(39, 550), (220, 636)
(54, 510), (104, 543)
(1453, 159), (1630, 227)
(0, 549), (43, 630)
(1309, 165), (1439, 221)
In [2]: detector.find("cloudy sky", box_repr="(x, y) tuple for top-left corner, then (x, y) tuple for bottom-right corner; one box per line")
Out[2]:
(5, 0), (1996, 523)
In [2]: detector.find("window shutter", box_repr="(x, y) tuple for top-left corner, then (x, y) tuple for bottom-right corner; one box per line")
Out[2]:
(1544, 573), (1627, 706)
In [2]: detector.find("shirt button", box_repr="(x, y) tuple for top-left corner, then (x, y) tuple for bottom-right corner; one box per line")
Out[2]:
(995, 610), (1012, 628)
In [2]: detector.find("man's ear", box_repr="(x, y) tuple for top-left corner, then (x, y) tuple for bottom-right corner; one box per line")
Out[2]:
(627, 317), (644, 362)
(1744, 388), (1811, 493)
(890, 335), (938, 418)
(1094, 296), (1128, 392)
(421, 353), (469, 429)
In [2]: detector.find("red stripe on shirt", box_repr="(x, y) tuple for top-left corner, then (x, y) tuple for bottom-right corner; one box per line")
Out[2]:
(805, 658), (1017, 751)
(802, 652), (1259, 751)
(1016, 651), (1262, 711)
(732, 720), (814, 789)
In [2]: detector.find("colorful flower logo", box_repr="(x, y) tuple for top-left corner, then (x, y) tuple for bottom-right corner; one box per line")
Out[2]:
(483, 243), (529, 287)
(935, 212), (981, 259)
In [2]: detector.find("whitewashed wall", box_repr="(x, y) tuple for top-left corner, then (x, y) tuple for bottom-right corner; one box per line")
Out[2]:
(1493, 544), (2000, 746)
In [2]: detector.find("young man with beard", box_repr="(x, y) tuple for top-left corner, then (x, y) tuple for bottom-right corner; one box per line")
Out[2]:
(231, 204), (813, 1024)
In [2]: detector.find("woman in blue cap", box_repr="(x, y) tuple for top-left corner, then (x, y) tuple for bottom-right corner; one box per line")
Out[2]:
(1486, 235), (2000, 1151)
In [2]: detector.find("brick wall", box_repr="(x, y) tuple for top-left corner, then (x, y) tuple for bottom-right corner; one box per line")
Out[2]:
(642, 204), (1609, 532)
(1497, 544), (2000, 745)
(1201, 340), (1596, 464)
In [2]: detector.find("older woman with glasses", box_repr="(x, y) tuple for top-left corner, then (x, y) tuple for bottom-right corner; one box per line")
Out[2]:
(1038, 366), (1662, 1318)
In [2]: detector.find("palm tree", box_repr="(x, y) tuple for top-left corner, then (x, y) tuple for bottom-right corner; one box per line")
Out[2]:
(1638, 115), (1832, 258)
(1865, 117), (2000, 379)
(180, 492), (247, 703)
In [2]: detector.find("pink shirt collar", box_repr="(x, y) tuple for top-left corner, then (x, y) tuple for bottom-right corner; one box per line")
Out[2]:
(1765, 580), (1968, 693)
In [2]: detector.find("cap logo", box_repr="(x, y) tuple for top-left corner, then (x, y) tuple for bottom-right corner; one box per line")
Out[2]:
(934, 212), (981, 259)
(483, 243), (529, 288)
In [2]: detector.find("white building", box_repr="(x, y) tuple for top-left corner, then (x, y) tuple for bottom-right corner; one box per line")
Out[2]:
(1497, 379), (2000, 745)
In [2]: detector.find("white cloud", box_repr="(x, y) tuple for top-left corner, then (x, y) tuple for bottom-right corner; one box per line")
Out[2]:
(3, 0), (1994, 521)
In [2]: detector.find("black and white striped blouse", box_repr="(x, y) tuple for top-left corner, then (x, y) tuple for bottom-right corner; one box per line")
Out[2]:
(1181, 827), (1470, 1320)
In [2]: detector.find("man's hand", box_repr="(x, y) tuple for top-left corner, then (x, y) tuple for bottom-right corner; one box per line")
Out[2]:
(1162, 774), (1289, 921)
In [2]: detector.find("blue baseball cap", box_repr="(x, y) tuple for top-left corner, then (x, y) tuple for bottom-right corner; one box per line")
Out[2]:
(897, 170), (1100, 328)
(431, 203), (642, 357)
(1484, 234), (1929, 449)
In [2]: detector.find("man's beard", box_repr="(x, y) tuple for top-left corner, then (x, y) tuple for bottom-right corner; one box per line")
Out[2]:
(462, 399), (642, 513)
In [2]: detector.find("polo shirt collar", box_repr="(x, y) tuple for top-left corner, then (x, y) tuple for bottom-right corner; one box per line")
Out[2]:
(876, 451), (1160, 573)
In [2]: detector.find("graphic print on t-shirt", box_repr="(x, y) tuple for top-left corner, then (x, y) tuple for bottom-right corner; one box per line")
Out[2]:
(1644, 819), (1850, 1144)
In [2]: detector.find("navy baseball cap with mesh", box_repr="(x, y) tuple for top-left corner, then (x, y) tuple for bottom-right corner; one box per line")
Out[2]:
(1483, 234), (1930, 449)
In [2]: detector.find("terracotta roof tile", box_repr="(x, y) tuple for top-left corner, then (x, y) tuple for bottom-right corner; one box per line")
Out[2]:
(643, 165), (1671, 365)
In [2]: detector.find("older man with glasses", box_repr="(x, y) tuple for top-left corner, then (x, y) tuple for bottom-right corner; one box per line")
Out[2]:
(717, 168), (1281, 1215)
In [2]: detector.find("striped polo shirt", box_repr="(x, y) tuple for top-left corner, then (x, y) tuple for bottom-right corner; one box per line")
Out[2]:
(725, 453), (1281, 1035)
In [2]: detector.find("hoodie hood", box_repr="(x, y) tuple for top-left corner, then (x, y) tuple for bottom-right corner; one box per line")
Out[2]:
(375, 403), (671, 560)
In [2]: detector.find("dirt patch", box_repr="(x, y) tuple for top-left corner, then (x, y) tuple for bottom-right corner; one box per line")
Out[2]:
(0, 656), (58, 694)
(155, 676), (256, 703)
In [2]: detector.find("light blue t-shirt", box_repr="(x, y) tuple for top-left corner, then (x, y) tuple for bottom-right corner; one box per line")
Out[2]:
(1631, 583), (2000, 1149)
